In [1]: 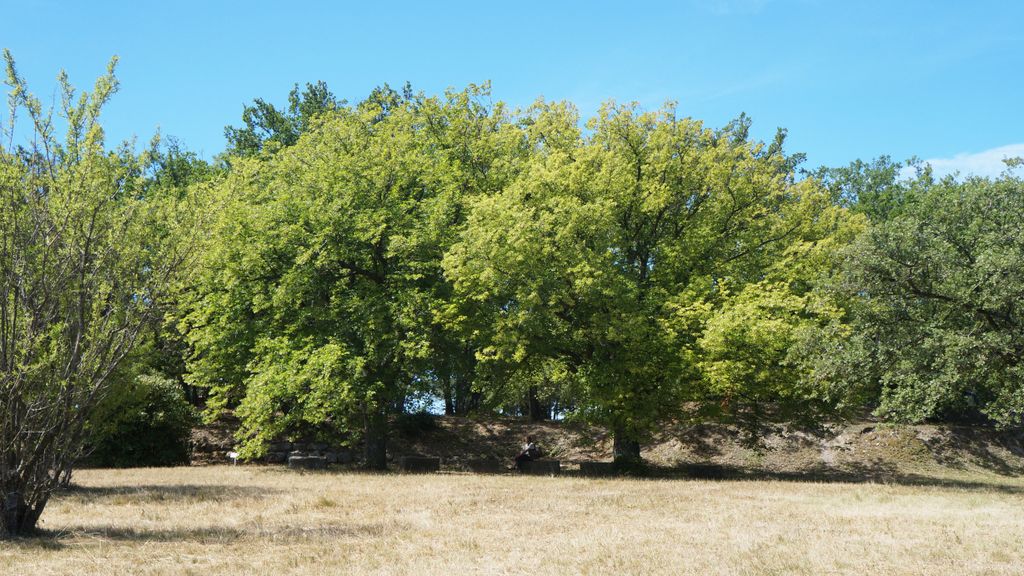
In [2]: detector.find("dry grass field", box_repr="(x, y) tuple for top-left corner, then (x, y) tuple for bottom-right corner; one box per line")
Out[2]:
(2, 466), (1023, 575)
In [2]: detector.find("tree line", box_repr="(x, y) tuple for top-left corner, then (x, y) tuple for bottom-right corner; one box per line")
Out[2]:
(2, 55), (1022, 535)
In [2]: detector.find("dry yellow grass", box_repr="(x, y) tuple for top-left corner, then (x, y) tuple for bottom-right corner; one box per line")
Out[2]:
(2, 466), (1023, 575)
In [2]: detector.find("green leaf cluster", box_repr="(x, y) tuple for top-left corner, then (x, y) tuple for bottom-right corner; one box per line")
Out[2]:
(827, 173), (1024, 426)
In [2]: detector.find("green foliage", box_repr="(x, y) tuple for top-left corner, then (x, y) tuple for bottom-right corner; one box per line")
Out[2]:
(224, 80), (340, 157)
(693, 281), (848, 424)
(190, 101), (435, 459)
(189, 80), (1024, 467)
(1, 51), (200, 536)
(236, 340), (353, 454)
(87, 374), (197, 467)
(222, 81), (417, 159)
(824, 174), (1024, 426)
(183, 83), (525, 464)
(811, 155), (917, 220)
(445, 100), (859, 453)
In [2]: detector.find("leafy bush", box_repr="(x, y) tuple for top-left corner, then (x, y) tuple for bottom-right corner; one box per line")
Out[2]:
(86, 374), (197, 467)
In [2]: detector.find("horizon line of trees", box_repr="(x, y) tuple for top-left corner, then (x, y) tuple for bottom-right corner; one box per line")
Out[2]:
(178, 78), (1024, 467)
(2, 55), (1023, 535)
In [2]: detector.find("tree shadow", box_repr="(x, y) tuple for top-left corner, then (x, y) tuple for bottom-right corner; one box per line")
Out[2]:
(1, 531), (67, 549)
(56, 483), (280, 504)
(644, 459), (1024, 494)
(8, 521), (402, 546)
(61, 525), (246, 543)
(919, 425), (1024, 476)
(666, 423), (734, 458)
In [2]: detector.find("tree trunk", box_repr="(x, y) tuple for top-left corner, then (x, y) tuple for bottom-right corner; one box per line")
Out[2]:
(452, 376), (472, 416)
(363, 405), (388, 471)
(58, 467), (74, 489)
(443, 377), (455, 416)
(613, 429), (642, 467)
(2, 492), (45, 538)
(527, 386), (547, 422)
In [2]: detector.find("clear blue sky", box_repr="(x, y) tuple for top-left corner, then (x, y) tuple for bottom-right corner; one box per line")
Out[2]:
(4, 0), (1022, 175)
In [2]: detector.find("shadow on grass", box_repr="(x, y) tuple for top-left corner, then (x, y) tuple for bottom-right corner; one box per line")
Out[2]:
(8, 521), (401, 547)
(55, 483), (280, 504)
(637, 460), (1024, 494)
(1, 532), (67, 549)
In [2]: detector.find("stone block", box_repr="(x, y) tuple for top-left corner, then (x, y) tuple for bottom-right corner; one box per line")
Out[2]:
(265, 451), (288, 464)
(518, 460), (560, 475)
(288, 455), (327, 470)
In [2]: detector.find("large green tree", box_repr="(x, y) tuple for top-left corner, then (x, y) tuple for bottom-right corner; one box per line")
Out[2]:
(820, 170), (1024, 425)
(183, 84), (524, 467)
(446, 102), (852, 462)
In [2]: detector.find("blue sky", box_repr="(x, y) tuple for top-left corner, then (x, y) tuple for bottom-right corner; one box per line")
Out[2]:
(3, 0), (1022, 175)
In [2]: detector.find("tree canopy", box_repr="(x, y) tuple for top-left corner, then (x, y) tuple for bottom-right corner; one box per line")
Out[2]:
(186, 81), (1024, 469)
(822, 172), (1024, 425)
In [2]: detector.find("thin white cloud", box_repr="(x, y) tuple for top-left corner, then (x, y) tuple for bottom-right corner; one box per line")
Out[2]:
(919, 143), (1024, 179)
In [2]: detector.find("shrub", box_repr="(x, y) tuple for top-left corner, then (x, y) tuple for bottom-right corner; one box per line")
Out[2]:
(86, 374), (197, 467)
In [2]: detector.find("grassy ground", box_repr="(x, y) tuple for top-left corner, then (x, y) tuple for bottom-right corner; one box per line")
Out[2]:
(2, 466), (1023, 575)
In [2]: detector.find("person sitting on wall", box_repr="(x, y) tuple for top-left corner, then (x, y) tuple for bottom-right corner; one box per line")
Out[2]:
(514, 435), (542, 469)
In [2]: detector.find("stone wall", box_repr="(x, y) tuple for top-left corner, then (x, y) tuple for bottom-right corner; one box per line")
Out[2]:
(263, 442), (355, 465)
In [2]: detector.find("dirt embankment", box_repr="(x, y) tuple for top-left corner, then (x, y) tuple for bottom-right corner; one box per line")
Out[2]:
(192, 415), (1024, 480)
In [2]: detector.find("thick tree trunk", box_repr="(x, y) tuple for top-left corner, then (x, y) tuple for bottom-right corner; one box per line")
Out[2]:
(452, 376), (473, 416)
(363, 405), (388, 471)
(2, 492), (45, 538)
(613, 429), (642, 467)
